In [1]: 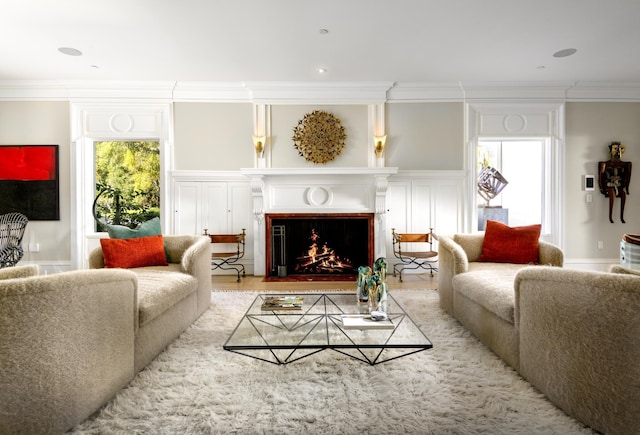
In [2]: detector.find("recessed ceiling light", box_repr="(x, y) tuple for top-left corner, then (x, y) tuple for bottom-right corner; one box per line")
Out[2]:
(536, 65), (546, 70)
(318, 68), (327, 74)
(90, 65), (100, 69)
(319, 29), (329, 35)
(553, 48), (577, 58)
(58, 47), (83, 56)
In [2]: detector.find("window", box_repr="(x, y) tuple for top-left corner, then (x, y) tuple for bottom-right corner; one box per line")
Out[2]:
(477, 139), (550, 230)
(93, 141), (160, 231)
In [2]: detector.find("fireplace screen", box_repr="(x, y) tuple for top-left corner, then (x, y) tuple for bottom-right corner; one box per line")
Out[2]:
(266, 214), (374, 278)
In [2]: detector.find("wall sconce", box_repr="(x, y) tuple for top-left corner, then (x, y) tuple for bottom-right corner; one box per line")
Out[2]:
(252, 135), (266, 158)
(374, 135), (387, 158)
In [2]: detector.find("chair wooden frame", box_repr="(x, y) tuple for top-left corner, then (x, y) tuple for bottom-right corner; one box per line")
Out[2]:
(210, 229), (246, 282)
(391, 228), (438, 282)
(0, 212), (28, 268)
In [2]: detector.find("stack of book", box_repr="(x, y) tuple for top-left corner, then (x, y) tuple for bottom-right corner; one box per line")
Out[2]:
(261, 296), (304, 311)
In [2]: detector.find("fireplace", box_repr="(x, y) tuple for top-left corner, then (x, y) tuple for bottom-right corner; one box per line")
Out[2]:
(265, 213), (374, 279)
(241, 167), (398, 277)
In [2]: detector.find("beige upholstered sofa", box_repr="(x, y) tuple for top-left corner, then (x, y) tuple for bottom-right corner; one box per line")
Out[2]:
(515, 265), (640, 435)
(89, 234), (212, 372)
(0, 235), (211, 434)
(438, 233), (564, 369)
(438, 233), (640, 434)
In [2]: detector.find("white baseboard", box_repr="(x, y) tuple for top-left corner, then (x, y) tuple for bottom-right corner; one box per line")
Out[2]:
(563, 258), (620, 272)
(18, 261), (72, 274)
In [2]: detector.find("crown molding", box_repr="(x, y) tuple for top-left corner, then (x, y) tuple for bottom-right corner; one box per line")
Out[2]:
(1, 80), (640, 102)
(565, 82), (640, 101)
(459, 82), (575, 101)
(386, 82), (464, 102)
(172, 82), (251, 102)
(0, 81), (71, 100)
(0, 80), (176, 101)
(246, 82), (395, 104)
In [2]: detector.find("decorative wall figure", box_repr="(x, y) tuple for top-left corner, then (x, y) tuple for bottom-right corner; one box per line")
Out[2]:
(598, 142), (632, 223)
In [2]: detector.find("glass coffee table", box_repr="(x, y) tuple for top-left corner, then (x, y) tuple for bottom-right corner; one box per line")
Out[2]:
(223, 293), (432, 365)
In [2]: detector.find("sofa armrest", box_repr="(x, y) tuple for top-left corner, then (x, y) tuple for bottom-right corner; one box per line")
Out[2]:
(514, 266), (640, 435)
(538, 240), (563, 266)
(89, 246), (105, 268)
(164, 235), (212, 316)
(437, 235), (471, 314)
(0, 264), (39, 280)
(0, 269), (138, 434)
(609, 264), (640, 275)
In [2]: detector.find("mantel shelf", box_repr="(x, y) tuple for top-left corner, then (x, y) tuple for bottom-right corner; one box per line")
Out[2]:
(240, 167), (398, 177)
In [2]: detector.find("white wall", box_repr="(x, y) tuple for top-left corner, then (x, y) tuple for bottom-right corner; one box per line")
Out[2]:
(565, 102), (640, 264)
(386, 102), (464, 170)
(0, 101), (71, 271)
(2, 97), (639, 271)
(270, 105), (368, 168)
(174, 102), (254, 171)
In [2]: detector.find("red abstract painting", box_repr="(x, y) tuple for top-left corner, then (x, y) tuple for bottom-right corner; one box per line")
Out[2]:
(0, 145), (57, 181)
(0, 145), (59, 220)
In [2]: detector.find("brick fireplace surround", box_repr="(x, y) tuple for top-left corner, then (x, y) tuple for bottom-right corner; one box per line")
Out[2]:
(241, 167), (397, 277)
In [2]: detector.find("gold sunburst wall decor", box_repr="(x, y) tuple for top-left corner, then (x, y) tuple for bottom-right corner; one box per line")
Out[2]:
(291, 110), (347, 164)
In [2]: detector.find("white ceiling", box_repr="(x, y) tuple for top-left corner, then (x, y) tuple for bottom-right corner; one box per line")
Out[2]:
(2, 0), (640, 86)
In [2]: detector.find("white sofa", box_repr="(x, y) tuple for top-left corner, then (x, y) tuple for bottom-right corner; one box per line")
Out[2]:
(89, 234), (212, 372)
(0, 235), (211, 435)
(514, 265), (640, 435)
(438, 233), (640, 434)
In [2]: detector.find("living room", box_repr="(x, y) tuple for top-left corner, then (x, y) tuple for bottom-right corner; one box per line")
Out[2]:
(1, 1), (639, 434)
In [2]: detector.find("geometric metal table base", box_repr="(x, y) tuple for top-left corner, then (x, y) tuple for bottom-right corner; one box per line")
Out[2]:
(224, 293), (433, 365)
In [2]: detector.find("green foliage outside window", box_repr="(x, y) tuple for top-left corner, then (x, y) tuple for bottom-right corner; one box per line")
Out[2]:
(94, 141), (160, 231)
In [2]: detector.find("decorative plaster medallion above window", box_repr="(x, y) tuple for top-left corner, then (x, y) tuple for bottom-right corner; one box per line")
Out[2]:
(503, 114), (527, 133)
(292, 110), (347, 164)
(109, 114), (135, 133)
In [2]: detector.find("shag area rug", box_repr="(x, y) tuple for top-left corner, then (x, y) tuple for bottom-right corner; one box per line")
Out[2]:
(71, 290), (594, 434)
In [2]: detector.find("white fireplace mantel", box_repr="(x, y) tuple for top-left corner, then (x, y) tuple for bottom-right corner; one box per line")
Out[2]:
(240, 167), (398, 177)
(240, 167), (398, 275)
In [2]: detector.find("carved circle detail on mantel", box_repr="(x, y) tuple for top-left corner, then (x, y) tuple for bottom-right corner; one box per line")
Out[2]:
(292, 110), (347, 164)
(306, 187), (333, 206)
(503, 114), (527, 133)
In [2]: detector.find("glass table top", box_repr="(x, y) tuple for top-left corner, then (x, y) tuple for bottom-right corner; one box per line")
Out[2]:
(223, 293), (432, 365)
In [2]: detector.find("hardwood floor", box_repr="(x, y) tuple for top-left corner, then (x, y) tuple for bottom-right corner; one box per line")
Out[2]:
(211, 272), (438, 291)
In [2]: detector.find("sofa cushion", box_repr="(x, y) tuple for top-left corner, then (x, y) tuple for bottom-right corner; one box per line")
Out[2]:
(478, 220), (541, 264)
(133, 269), (198, 326)
(100, 235), (169, 269)
(453, 263), (524, 324)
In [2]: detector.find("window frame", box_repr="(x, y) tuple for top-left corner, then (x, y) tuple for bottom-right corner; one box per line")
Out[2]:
(465, 102), (564, 248)
(71, 103), (172, 269)
(477, 137), (551, 234)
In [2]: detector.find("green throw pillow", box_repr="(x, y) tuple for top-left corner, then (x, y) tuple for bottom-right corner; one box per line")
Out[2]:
(105, 217), (161, 239)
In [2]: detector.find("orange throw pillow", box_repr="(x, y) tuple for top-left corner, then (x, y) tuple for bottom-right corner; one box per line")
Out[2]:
(478, 220), (542, 264)
(100, 235), (169, 268)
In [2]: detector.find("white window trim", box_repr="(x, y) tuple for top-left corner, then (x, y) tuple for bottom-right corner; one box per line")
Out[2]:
(465, 102), (564, 247)
(70, 102), (173, 269)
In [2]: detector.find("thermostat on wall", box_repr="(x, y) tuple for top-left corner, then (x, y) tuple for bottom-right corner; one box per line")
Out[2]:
(584, 175), (595, 191)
